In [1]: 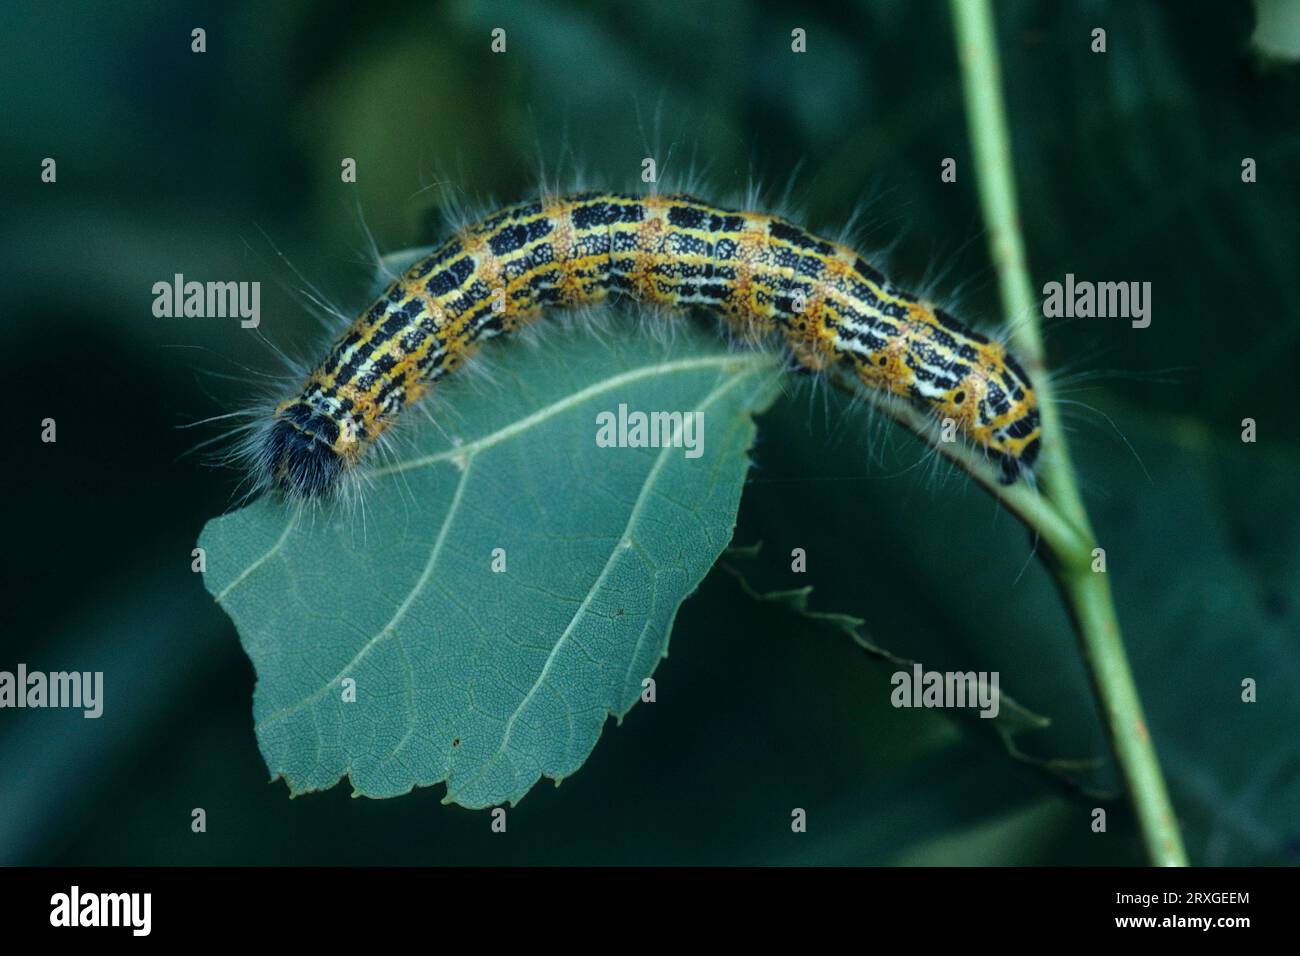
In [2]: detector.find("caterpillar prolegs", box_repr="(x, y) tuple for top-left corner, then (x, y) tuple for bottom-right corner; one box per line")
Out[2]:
(258, 191), (1042, 498)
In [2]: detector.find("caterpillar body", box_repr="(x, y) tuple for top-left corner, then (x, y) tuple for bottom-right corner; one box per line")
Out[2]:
(258, 191), (1042, 497)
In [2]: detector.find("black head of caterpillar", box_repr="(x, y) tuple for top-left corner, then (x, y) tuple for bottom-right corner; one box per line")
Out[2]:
(259, 400), (347, 499)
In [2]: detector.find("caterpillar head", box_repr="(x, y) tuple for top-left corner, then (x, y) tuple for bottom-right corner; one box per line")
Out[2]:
(260, 401), (347, 499)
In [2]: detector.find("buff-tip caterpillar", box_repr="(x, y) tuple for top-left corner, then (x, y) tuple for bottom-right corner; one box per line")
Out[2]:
(244, 190), (1041, 499)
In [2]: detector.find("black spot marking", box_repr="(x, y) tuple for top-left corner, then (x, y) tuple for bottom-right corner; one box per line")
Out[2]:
(426, 256), (475, 297)
(488, 218), (552, 257)
(933, 308), (966, 334)
(668, 205), (705, 229)
(770, 221), (834, 255)
(853, 257), (886, 285)
(1006, 411), (1040, 440)
(572, 200), (644, 230)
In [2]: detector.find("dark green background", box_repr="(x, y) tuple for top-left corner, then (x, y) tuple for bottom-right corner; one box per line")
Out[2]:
(2, 0), (1297, 865)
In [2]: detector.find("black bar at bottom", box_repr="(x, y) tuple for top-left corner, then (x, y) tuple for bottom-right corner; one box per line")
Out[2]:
(0, 866), (1284, 940)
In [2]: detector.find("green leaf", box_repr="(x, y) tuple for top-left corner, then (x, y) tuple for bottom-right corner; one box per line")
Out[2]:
(199, 314), (780, 808)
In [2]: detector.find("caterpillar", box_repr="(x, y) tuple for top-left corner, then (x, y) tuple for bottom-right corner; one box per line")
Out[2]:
(254, 191), (1042, 498)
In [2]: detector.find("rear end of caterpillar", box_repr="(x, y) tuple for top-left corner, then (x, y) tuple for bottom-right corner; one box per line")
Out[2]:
(261, 191), (1041, 498)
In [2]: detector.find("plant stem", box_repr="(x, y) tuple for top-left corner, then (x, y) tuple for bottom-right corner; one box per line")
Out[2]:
(948, 0), (1187, 866)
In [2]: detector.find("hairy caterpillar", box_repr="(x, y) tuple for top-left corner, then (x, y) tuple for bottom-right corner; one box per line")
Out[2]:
(253, 191), (1041, 497)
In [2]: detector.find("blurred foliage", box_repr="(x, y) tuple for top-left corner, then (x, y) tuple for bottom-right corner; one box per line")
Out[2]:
(1, 0), (1297, 864)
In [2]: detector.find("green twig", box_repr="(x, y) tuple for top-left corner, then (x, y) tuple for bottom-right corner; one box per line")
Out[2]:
(948, 0), (1188, 866)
